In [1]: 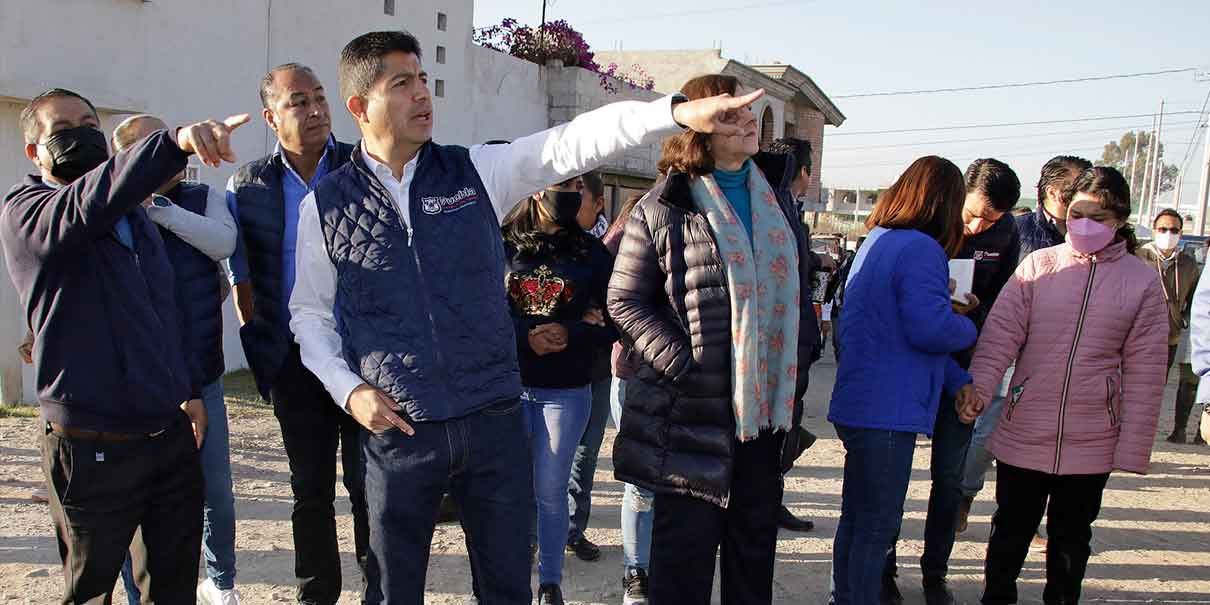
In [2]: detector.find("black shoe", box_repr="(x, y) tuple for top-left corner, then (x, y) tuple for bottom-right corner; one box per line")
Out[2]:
(1166, 430), (1187, 444)
(880, 573), (904, 605)
(566, 536), (602, 561)
(778, 505), (815, 532)
(537, 583), (564, 605)
(436, 494), (459, 524)
(622, 568), (648, 605)
(922, 577), (955, 605)
(1195, 432), (1207, 446)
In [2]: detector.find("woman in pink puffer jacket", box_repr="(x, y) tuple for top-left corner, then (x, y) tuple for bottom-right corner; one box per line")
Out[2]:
(965, 166), (1168, 605)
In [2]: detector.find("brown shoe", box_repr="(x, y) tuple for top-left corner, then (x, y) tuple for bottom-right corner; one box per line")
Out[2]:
(955, 496), (974, 534)
(30, 489), (48, 504)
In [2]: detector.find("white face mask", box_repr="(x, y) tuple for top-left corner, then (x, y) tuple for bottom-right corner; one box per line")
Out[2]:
(1155, 232), (1180, 252)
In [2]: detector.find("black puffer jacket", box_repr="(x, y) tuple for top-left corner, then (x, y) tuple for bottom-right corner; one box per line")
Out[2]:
(607, 163), (821, 506)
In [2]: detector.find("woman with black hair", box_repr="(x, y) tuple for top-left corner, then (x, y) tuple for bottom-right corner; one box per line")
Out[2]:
(502, 176), (617, 605)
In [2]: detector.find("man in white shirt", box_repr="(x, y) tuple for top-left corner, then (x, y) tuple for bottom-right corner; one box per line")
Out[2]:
(289, 30), (765, 605)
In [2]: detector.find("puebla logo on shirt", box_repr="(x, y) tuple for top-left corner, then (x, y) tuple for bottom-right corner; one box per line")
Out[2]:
(421, 187), (479, 215)
(973, 250), (1001, 262)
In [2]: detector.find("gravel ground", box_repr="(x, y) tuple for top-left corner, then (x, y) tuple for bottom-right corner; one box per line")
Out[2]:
(1, 360), (1208, 604)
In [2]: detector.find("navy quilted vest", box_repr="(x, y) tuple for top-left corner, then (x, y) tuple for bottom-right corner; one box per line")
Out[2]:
(158, 182), (224, 383)
(313, 142), (520, 422)
(230, 142), (354, 397)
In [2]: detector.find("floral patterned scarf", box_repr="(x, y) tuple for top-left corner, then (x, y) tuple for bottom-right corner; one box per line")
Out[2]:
(691, 165), (801, 441)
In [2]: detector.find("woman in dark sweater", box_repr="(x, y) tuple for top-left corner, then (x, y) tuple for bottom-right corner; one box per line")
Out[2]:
(502, 175), (616, 605)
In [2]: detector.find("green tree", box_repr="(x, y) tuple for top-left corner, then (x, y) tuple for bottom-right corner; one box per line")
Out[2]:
(1098, 130), (1179, 206)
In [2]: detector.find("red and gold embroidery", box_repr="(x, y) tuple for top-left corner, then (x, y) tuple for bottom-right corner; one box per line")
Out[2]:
(507, 265), (574, 317)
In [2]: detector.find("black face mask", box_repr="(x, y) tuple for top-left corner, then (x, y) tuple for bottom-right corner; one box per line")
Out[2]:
(41, 125), (109, 183)
(540, 190), (583, 230)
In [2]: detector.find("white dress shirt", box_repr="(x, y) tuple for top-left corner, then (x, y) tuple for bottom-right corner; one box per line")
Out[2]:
(290, 95), (683, 411)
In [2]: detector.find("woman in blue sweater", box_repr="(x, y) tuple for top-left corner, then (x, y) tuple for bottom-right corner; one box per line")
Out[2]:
(829, 156), (979, 605)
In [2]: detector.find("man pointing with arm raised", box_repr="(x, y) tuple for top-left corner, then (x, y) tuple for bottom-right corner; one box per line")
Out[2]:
(289, 30), (765, 605)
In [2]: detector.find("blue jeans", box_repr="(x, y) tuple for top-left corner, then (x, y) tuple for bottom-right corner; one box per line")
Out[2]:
(363, 399), (532, 605)
(523, 386), (591, 586)
(960, 395), (1004, 497)
(832, 424), (916, 605)
(121, 378), (236, 602)
(609, 378), (653, 571)
(567, 375), (613, 544)
(887, 394), (974, 581)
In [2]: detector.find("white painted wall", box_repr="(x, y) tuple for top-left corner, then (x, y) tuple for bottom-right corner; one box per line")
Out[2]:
(0, 0), (476, 403)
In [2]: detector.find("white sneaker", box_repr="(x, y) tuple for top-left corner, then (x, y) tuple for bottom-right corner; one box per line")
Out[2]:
(196, 578), (241, 605)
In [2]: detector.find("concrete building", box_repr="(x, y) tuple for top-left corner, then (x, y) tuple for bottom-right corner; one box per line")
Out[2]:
(0, 1), (664, 402)
(593, 49), (845, 204)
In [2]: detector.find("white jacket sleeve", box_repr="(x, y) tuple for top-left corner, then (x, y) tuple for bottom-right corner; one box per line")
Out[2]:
(289, 192), (365, 411)
(145, 185), (238, 261)
(469, 94), (683, 223)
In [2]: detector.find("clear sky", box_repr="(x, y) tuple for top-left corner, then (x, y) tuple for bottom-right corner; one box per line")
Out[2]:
(473, 0), (1210, 210)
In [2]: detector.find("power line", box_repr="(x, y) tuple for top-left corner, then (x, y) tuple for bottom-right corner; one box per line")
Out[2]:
(828, 120), (1202, 152)
(834, 67), (1197, 99)
(829, 110), (1204, 137)
(1176, 86), (1210, 175)
(822, 138), (1186, 170)
(579, 0), (808, 25)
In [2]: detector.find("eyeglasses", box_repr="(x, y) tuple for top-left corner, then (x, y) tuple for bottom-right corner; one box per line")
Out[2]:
(1155, 227), (1182, 234)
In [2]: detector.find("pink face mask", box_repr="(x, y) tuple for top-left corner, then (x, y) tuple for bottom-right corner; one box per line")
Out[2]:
(1067, 217), (1117, 255)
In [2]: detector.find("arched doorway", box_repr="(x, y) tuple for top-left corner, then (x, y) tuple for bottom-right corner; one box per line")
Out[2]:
(760, 106), (775, 147)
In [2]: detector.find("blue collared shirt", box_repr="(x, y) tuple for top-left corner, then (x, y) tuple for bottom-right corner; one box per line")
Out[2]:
(227, 136), (336, 322)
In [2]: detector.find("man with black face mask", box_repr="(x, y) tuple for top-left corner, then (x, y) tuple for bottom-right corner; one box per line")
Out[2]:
(1, 88), (248, 604)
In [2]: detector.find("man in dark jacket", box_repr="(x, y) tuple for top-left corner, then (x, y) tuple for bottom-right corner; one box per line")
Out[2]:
(883, 159), (1021, 605)
(1015, 155), (1092, 261)
(288, 31), (759, 605)
(111, 115), (241, 604)
(755, 138), (822, 533)
(1, 88), (246, 604)
(225, 63), (368, 605)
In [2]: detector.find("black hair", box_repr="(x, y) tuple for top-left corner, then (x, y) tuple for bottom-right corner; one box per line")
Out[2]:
(1037, 155), (1092, 211)
(1153, 208), (1184, 229)
(260, 63), (318, 109)
(501, 195), (596, 261)
(1063, 166), (1138, 254)
(766, 137), (813, 177)
(965, 158), (1021, 213)
(20, 88), (98, 144)
(580, 171), (604, 203)
(339, 31), (424, 101)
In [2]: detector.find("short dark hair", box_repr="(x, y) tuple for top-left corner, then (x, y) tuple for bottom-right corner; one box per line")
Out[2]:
(1154, 208), (1184, 229)
(20, 88), (98, 144)
(766, 137), (813, 177)
(657, 75), (740, 176)
(965, 158), (1021, 213)
(339, 31), (424, 101)
(1063, 166), (1138, 253)
(260, 63), (318, 109)
(1037, 155), (1091, 209)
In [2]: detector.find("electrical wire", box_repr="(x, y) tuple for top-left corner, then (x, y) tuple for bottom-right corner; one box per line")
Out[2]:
(827, 120), (1202, 152)
(833, 67), (1197, 99)
(829, 110), (1204, 137)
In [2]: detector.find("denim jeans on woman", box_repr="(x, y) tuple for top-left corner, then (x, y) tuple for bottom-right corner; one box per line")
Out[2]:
(121, 378), (237, 603)
(832, 424), (917, 605)
(524, 385), (592, 586)
(609, 378), (654, 571)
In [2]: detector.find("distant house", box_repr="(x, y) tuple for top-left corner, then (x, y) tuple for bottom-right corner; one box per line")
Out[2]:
(593, 49), (845, 206)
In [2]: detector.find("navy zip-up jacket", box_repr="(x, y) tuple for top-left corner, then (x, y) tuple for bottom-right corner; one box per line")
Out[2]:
(1, 129), (201, 433)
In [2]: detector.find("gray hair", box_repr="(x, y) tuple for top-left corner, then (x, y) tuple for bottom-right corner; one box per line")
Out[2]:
(260, 63), (319, 109)
(111, 114), (166, 151)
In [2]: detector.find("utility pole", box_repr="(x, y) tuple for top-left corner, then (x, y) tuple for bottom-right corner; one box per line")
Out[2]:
(1127, 132), (1140, 190)
(1141, 114), (1157, 219)
(1149, 99), (1167, 217)
(1198, 127), (1210, 236)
